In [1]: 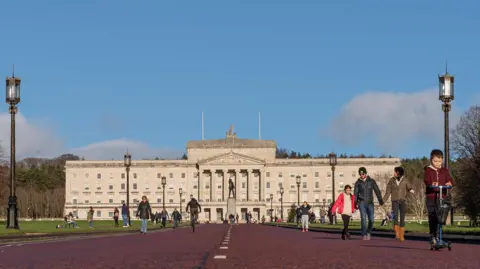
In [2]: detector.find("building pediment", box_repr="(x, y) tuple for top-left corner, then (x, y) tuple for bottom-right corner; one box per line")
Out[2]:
(198, 151), (265, 166)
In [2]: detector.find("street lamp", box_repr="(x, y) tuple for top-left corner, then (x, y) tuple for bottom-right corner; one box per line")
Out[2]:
(329, 152), (337, 225)
(6, 73), (21, 229)
(296, 175), (301, 206)
(161, 176), (167, 210)
(439, 69), (454, 225)
(179, 188), (183, 214)
(270, 193), (273, 222)
(280, 186), (284, 221)
(124, 152), (132, 226)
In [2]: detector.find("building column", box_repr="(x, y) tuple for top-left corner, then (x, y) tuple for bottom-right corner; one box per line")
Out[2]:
(210, 170), (214, 202)
(235, 169), (240, 200)
(246, 169), (250, 201)
(260, 169), (265, 201)
(222, 169), (228, 201)
(197, 169), (202, 202)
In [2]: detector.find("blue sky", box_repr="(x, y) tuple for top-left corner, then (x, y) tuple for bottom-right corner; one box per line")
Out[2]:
(0, 0), (479, 160)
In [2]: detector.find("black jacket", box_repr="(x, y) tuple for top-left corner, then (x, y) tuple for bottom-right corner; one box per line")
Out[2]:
(354, 177), (384, 205)
(186, 198), (201, 211)
(172, 210), (181, 221)
(136, 201), (152, 219)
(299, 205), (311, 215)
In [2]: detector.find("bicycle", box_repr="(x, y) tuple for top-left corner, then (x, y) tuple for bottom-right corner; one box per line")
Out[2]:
(188, 209), (199, 232)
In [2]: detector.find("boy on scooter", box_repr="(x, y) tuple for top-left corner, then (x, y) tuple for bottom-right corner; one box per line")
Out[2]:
(424, 149), (453, 244)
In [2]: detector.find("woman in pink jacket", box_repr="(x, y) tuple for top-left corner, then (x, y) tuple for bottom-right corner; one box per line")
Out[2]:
(331, 185), (356, 240)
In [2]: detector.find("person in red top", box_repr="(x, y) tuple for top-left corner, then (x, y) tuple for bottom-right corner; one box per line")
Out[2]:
(424, 149), (453, 244)
(331, 185), (356, 240)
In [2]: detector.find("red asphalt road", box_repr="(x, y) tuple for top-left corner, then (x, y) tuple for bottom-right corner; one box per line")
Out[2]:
(207, 225), (480, 269)
(0, 225), (229, 269)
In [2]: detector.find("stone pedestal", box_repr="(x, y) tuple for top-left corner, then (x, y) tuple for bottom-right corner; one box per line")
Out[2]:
(227, 198), (236, 217)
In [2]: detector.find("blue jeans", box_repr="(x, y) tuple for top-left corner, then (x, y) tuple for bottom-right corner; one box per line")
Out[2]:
(358, 202), (375, 236)
(88, 221), (93, 228)
(122, 214), (128, 226)
(140, 218), (148, 233)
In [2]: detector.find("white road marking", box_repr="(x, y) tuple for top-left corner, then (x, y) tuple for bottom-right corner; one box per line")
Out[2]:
(214, 255), (227, 259)
(220, 246), (228, 249)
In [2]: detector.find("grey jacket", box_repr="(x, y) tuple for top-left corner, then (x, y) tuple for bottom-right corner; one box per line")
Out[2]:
(383, 177), (414, 202)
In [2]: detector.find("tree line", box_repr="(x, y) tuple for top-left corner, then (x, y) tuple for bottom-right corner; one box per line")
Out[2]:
(0, 106), (478, 223)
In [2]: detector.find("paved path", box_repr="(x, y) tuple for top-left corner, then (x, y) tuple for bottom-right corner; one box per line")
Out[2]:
(0, 225), (228, 269)
(207, 224), (480, 269)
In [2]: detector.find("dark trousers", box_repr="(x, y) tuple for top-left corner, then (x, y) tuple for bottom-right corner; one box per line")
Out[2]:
(114, 217), (119, 227)
(341, 214), (351, 235)
(427, 199), (439, 237)
(392, 200), (407, 227)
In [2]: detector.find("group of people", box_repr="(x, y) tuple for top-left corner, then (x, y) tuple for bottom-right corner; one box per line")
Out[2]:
(329, 149), (453, 243)
(135, 196), (184, 233)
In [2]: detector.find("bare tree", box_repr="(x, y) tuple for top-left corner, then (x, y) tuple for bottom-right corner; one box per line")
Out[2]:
(372, 172), (391, 217)
(407, 177), (427, 223)
(452, 105), (480, 226)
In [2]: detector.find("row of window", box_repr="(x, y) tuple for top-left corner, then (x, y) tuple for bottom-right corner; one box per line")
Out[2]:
(71, 198), (186, 205)
(73, 170), (376, 180)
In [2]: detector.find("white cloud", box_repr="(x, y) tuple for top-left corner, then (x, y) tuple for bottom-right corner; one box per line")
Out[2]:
(0, 112), (182, 160)
(325, 89), (460, 154)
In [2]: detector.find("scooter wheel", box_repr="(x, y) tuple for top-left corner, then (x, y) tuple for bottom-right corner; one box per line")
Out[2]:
(447, 242), (452, 251)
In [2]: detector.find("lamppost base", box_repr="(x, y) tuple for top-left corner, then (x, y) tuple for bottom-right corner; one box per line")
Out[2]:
(6, 196), (20, 229)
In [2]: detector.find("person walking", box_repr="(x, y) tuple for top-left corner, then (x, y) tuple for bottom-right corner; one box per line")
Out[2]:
(382, 166), (414, 241)
(160, 209), (169, 228)
(87, 207), (94, 228)
(113, 207), (120, 228)
(331, 185), (356, 240)
(354, 167), (384, 240)
(299, 201), (311, 232)
(171, 208), (181, 229)
(121, 203), (129, 227)
(136, 196), (152, 234)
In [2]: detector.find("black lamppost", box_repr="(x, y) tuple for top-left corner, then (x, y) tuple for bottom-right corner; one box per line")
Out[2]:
(162, 176), (167, 211)
(280, 186), (284, 221)
(329, 152), (337, 225)
(439, 69), (454, 225)
(296, 175), (301, 206)
(270, 193), (273, 222)
(6, 73), (21, 229)
(124, 152), (132, 226)
(179, 188), (183, 214)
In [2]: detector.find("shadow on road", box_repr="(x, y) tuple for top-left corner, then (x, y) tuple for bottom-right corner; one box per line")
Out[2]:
(311, 237), (358, 241)
(361, 244), (428, 251)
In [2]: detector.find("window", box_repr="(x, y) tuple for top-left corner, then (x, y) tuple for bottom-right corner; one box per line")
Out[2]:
(133, 199), (139, 203)
(169, 173), (173, 178)
(109, 199), (113, 203)
(278, 183), (283, 188)
(85, 200), (89, 204)
(133, 211), (137, 216)
(109, 212), (113, 217)
(133, 183), (137, 190)
(327, 172), (331, 177)
(121, 200), (125, 204)
(97, 200), (101, 204)
(352, 171), (356, 177)
(181, 173), (185, 178)
(157, 198), (161, 203)
(194, 185), (198, 189)
(85, 173), (89, 178)
(109, 185), (113, 190)
(266, 182), (270, 188)
(169, 199), (173, 203)
(315, 172), (319, 177)
(73, 199), (77, 204)
(278, 172), (282, 177)
(97, 173), (101, 179)
(121, 183), (125, 190)
(157, 186), (161, 189)
(121, 173), (125, 179)
(96, 187), (101, 190)
(242, 182), (246, 188)
(315, 182), (320, 188)
(217, 185), (222, 189)
(133, 173), (137, 179)
(96, 211), (101, 217)
(302, 182), (307, 189)
(157, 173), (161, 178)
(73, 173), (77, 178)
(339, 172), (344, 178)
(266, 172), (270, 177)
(303, 174), (307, 177)
(206, 185), (210, 189)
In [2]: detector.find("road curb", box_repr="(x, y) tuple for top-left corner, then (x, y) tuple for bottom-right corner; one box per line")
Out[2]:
(266, 224), (480, 245)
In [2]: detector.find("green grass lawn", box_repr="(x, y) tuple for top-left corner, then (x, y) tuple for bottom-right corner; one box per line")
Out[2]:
(271, 221), (480, 235)
(0, 220), (185, 237)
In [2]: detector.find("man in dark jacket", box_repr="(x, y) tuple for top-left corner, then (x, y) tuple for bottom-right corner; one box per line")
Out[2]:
(121, 203), (129, 227)
(136, 196), (152, 234)
(354, 167), (384, 240)
(171, 208), (181, 229)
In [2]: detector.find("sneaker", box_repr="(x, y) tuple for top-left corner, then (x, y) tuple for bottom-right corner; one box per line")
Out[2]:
(306, 229), (308, 232)
(341, 234), (346, 240)
(362, 236), (368, 240)
(302, 229), (305, 232)
(367, 234), (371, 240)
(346, 233), (351, 239)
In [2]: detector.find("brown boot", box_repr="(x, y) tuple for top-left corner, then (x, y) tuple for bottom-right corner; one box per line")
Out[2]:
(394, 225), (399, 239)
(399, 227), (405, 242)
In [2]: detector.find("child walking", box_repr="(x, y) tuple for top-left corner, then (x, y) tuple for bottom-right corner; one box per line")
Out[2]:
(424, 149), (453, 244)
(331, 185), (356, 240)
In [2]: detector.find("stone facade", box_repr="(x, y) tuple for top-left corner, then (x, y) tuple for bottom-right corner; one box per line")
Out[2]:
(64, 131), (400, 222)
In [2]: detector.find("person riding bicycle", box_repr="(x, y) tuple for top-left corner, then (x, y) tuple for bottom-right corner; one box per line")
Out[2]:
(186, 195), (201, 222)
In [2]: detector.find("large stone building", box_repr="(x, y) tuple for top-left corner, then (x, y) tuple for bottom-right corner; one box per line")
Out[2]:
(64, 129), (400, 222)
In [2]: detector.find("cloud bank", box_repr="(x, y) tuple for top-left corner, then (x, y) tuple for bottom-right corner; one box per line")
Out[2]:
(0, 112), (182, 160)
(325, 89), (460, 154)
